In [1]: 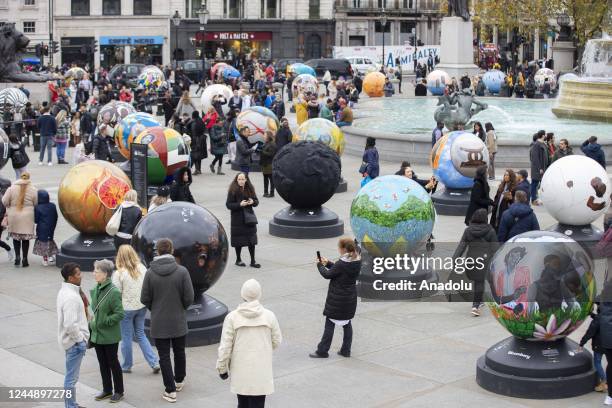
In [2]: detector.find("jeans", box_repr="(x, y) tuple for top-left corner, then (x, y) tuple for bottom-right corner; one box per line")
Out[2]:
(155, 336), (186, 393)
(594, 352), (606, 382)
(530, 179), (540, 202)
(336, 121), (351, 127)
(237, 394), (266, 408)
(15, 166), (27, 180)
(56, 141), (68, 161)
(94, 343), (124, 394)
(488, 153), (496, 179)
(211, 154), (223, 168)
(39, 135), (53, 163)
(120, 308), (159, 370)
(316, 317), (353, 357)
(64, 341), (87, 408)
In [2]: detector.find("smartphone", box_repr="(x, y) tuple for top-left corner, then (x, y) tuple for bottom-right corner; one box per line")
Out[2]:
(316, 251), (322, 262)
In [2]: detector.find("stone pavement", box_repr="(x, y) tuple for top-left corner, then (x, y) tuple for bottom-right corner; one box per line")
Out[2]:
(0, 97), (606, 407)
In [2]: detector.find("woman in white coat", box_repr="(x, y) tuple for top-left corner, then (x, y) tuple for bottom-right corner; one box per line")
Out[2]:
(217, 279), (282, 408)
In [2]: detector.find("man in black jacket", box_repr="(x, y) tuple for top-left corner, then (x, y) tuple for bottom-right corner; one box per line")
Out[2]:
(170, 167), (195, 203)
(275, 118), (292, 152)
(228, 90), (242, 111)
(79, 104), (95, 146)
(92, 126), (113, 162)
(529, 131), (548, 205)
(515, 170), (531, 204)
(581, 136), (606, 169)
(353, 73), (363, 95)
(141, 239), (194, 403)
(415, 79), (428, 96)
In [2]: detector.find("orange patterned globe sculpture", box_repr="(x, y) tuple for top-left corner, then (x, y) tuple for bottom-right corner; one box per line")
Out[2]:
(363, 72), (386, 97)
(58, 160), (132, 235)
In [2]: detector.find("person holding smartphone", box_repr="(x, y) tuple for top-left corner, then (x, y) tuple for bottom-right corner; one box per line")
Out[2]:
(309, 237), (361, 359)
(226, 173), (260, 268)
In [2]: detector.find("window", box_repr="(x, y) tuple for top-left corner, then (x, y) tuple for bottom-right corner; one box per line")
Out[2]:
(260, 0), (264, 18)
(266, 0), (277, 18)
(227, 0), (240, 18)
(305, 34), (321, 59)
(24, 0), (36, 6)
(71, 0), (89, 15)
(186, 0), (201, 18)
(377, 0), (386, 8)
(400, 21), (416, 45)
(133, 0), (151, 15)
(308, 0), (319, 19)
(103, 0), (120, 15)
(352, 0), (361, 7)
(23, 21), (35, 33)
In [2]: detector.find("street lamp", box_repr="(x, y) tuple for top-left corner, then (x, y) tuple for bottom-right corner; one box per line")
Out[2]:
(171, 10), (181, 64)
(197, 6), (209, 81)
(380, 9), (388, 68)
(556, 12), (571, 42)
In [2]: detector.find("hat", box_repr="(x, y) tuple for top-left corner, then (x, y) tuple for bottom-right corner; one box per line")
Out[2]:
(241, 279), (262, 302)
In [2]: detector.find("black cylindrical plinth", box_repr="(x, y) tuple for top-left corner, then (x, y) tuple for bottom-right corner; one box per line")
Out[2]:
(476, 336), (597, 399)
(269, 206), (344, 239)
(335, 178), (348, 193)
(547, 223), (604, 258)
(145, 294), (228, 347)
(56, 233), (117, 271)
(431, 187), (471, 216)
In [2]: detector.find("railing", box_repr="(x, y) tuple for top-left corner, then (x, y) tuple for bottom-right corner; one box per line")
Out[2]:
(334, 0), (441, 13)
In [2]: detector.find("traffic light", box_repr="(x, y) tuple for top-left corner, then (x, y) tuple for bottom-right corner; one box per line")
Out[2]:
(92, 40), (98, 53)
(50, 40), (59, 54)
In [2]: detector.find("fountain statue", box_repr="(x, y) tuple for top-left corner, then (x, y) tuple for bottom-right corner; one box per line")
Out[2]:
(434, 89), (488, 130)
(552, 38), (611, 123)
(0, 24), (54, 82)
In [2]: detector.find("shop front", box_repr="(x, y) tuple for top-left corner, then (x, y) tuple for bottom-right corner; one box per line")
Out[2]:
(61, 37), (95, 68)
(99, 36), (164, 69)
(194, 31), (273, 61)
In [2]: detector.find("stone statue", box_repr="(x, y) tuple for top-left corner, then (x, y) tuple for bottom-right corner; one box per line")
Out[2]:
(434, 89), (487, 130)
(448, 0), (470, 22)
(0, 24), (54, 82)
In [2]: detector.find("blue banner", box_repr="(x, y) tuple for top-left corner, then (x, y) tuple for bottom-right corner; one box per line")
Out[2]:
(100, 36), (164, 46)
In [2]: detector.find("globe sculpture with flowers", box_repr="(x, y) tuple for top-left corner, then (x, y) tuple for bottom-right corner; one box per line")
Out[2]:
(476, 230), (598, 399)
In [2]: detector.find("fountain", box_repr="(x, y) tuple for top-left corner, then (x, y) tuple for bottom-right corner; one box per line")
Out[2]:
(552, 38), (612, 123)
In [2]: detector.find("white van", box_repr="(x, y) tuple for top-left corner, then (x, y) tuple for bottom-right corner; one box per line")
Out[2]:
(345, 56), (381, 75)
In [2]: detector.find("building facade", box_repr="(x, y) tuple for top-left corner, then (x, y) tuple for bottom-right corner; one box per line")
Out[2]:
(334, 0), (443, 49)
(174, 0), (335, 62)
(53, 0), (180, 69)
(0, 0), (51, 62)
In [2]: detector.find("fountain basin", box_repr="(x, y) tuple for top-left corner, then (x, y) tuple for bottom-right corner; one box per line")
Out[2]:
(552, 79), (612, 123)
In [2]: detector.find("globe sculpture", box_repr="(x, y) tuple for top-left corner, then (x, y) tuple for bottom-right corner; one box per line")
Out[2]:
(363, 72), (386, 97)
(477, 230), (597, 399)
(97, 101), (136, 128)
(114, 112), (161, 159)
(541, 155), (610, 246)
(56, 160), (132, 270)
(291, 73), (319, 97)
(289, 63), (316, 77)
(133, 126), (191, 185)
(482, 69), (506, 94)
(222, 65), (241, 80)
(269, 141), (344, 238)
(534, 68), (556, 90)
(0, 128), (9, 170)
(234, 106), (279, 144)
(201, 84), (232, 115)
(65, 67), (86, 81)
(211, 62), (230, 80)
(137, 65), (165, 89)
(430, 131), (489, 215)
(351, 175), (435, 256)
(0, 87), (28, 114)
(132, 201), (229, 346)
(293, 118), (345, 156)
(426, 69), (451, 95)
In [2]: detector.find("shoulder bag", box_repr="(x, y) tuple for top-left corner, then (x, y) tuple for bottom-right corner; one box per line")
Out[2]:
(105, 206), (123, 237)
(243, 208), (258, 226)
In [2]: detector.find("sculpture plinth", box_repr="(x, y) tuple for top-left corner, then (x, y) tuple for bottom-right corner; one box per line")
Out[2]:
(435, 17), (480, 79)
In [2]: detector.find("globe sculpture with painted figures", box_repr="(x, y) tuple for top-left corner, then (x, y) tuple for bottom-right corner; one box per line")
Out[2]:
(541, 155), (611, 248)
(363, 71), (386, 97)
(350, 175), (437, 299)
(137, 65), (165, 89)
(430, 130), (489, 215)
(293, 118), (347, 192)
(97, 100), (136, 128)
(65, 67), (86, 81)
(291, 73), (319, 97)
(426, 69), (451, 95)
(55, 160), (132, 270)
(211, 62), (230, 80)
(534, 67), (557, 90)
(201, 84), (233, 116)
(133, 126), (191, 185)
(0, 87), (28, 114)
(231, 106), (279, 171)
(482, 69), (506, 94)
(114, 112), (161, 159)
(132, 201), (230, 346)
(477, 230), (597, 399)
(269, 141), (344, 239)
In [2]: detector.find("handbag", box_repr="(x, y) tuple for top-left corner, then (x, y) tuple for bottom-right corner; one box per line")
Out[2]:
(105, 206), (123, 236)
(358, 162), (368, 174)
(87, 285), (115, 349)
(243, 208), (258, 226)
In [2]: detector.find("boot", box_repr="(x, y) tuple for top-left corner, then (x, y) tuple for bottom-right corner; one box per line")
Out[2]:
(22, 258), (29, 267)
(217, 166), (225, 175)
(209, 163), (215, 173)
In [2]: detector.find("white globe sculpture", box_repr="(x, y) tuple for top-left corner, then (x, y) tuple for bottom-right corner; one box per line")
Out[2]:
(534, 68), (557, 90)
(450, 133), (489, 179)
(426, 69), (450, 95)
(201, 84), (233, 115)
(541, 155), (610, 225)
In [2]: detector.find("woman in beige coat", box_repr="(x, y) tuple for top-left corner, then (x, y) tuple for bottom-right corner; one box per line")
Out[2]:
(217, 279), (282, 408)
(2, 172), (37, 267)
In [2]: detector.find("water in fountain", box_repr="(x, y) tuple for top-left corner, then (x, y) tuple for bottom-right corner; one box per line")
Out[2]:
(579, 38), (611, 80)
(484, 105), (515, 125)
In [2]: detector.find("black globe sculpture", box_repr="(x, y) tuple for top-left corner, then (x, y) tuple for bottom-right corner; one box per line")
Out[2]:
(269, 141), (344, 238)
(132, 202), (229, 346)
(0, 128), (9, 170)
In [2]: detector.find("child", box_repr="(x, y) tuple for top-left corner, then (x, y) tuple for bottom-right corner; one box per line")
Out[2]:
(579, 298), (606, 392)
(0, 177), (13, 261)
(33, 190), (58, 266)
